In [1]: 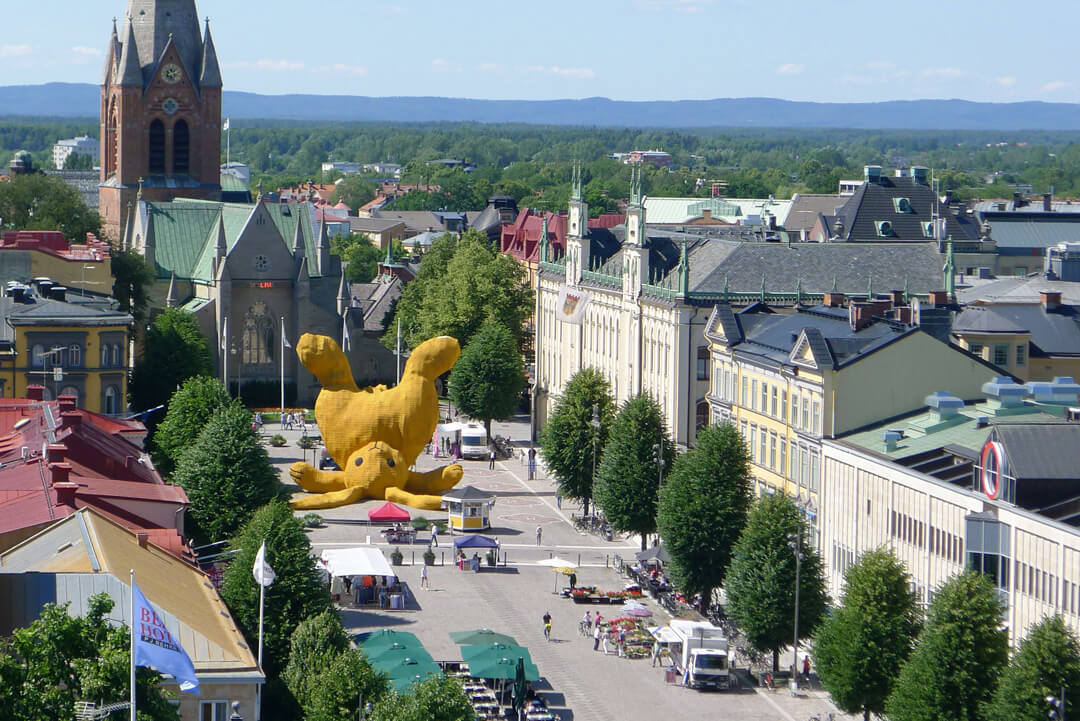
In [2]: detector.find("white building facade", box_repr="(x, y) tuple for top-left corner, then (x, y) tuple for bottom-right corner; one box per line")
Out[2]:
(52, 136), (100, 169)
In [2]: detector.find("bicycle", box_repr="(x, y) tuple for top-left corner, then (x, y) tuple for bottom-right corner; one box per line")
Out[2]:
(544, 622), (552, 641)
(578, 620), (592, 636)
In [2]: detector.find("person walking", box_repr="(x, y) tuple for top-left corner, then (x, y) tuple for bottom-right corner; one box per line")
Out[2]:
(488, 448), (496, 470)
(556, 493), (562, 509)
(801, 655), (811, 685)
(651, 640), (662, 667)
(593, 622), (602, 651)
(535, 525), (542, 546)
(430, 525), (439, 547)
(420, 564), (429, 590)
(542, 612), (552, 641)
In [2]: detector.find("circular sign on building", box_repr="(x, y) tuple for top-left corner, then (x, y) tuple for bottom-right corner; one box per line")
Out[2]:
(980, 441), (1007, 500)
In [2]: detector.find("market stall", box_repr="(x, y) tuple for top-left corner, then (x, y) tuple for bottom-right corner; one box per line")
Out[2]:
(321, 547), (407, 608)
(442, 485), (496, 531)
(453, 534), (500, 571)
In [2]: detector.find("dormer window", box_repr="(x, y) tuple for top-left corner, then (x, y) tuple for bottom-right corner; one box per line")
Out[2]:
(875, 220), (894, 237)
(922, 221), (935, 238)
(893, 197), (914, 214)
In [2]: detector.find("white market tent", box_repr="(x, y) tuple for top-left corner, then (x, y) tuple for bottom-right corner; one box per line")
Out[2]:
(320, 547), (395, 578)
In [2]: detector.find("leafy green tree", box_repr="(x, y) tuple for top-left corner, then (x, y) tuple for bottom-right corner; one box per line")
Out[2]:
(306, 650), (390, 721)
(110, 246), (155, 325)
(983, 615), (1080, 721)
(593, 394), (673, 550)
(63, 152), (95, 170)
(656, 422), (752, 613)
(0, 594), (178, 721)
(539, 367), (614, 516)
(171, 403), (282, 546)
(220, 501), (331, 680)
(151, 375), (232, 476)
(813, 548), (921, 721)
(885, 571), (1008, 721)
(330, 175), (377, 210)
(0, 172), (102, 241)
(129, 308), (214, 413)
(282, 610), (350, 712)
(725, 492), (828, 672)
(331, 232), (384, 283)
(369, 675), (475, 721)
(448, 319), (526, 441)
(384, 229), (532, 353)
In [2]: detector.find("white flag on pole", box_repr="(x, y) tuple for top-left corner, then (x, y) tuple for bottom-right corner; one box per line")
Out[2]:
(223, 117), (231, 132)
(282, 318), (292, 349)
(253, 541), (276, 587)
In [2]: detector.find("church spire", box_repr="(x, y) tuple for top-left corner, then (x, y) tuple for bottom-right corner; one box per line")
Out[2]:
(678, 240), (689, 297)
(571, 160), (583, 203)
(166, 271), (178, 308)
(539, 215), (550, 263)
(292, 213), (306, 255)
(117, 17), (143, 87)
(102, 19), (119, 84)
(199, 17), (222, 88)
(944, 236), (956, 299)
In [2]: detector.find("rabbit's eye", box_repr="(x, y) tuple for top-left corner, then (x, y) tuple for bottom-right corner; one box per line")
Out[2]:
(354, 457), (364, 467)
(386, 458), (396, 468)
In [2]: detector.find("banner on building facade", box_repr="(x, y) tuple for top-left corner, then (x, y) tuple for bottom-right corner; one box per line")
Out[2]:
(557, 285), (592, 325)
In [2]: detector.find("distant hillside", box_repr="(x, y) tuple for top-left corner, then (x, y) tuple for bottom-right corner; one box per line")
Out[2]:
(4, 82), (1080, 130)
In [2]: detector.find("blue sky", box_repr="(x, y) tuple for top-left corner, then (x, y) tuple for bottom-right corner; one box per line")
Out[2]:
(4, 0), (1079, 103)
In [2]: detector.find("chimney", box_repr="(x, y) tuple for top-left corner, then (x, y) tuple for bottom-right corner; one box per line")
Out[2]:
(53, 480), (78, 508)
(9, 285), (26, 303)
(1043, 193), (1053, 212)
(136, 532), (149, 548)
(46, 443), (65, 463)
(895, 306), (913, 324)
(1013, 191), (1025, 208)
(58, 395), (77, 413)
(850, 303), (874, 331)
(824, 292), (845, 308)
(928, 290), (949, 307)
(26, 385), (44, 401)
(49, 462), (72, 487)
(48, 286), (67, 302)
(889, 289), (905, 306)
(1041, 290), (1062, 310)
(60, 411), (82, 430)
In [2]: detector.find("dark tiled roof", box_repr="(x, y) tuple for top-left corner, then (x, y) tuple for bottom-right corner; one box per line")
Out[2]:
(953, 303), (1080, 356)
(983, 217), (1080, 250)
(785, 193), (845, 232)
(994, 423), (1080, 480)
(830, 176), (975, 241)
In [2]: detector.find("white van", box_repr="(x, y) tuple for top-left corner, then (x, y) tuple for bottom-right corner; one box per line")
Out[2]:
(460, 423), (488, 459)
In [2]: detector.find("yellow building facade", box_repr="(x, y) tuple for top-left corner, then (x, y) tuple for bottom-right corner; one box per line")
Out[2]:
(0, 283), (131, 414)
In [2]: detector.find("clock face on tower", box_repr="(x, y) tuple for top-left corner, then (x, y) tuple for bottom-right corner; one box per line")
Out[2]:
(162, 63), (182, 84)
(253, 255), (270, 272)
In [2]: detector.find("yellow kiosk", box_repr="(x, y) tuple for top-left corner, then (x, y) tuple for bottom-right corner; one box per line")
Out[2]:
(442, 485), (496, 532)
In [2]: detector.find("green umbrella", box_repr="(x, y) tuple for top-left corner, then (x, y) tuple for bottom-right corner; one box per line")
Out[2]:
(469, 655), (540, 681)
(461, 643), (532, 665)
(449, 629), (518, 646)
(357, 629), (423, 651)
(513, 656), (529, 711)
(382, 658), (442, 691)
(367, 644), (435, 667)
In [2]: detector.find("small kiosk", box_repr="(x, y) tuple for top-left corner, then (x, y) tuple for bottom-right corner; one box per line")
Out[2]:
(442, 485), (496, 532)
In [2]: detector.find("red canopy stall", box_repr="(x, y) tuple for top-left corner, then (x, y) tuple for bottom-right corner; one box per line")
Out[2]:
(368, 502), (411, 522)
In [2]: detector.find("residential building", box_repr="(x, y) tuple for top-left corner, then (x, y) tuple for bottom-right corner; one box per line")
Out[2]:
(0, 389), (187, 553)
(123, 198), (348, 405)
(612, 150), (673, 168)
(349, 217), (407, 251)
(535, 164), (956, 448)
(704, 295), (1005, 503)
(643, 196), (793, 227)
(43, 169), (102, 211)
(0, 281), (132, 413)
(0, 507), (262, 721)
(98, 1), (224, 239)
(783, 193), (845, 234)
(820, 378), (1080, 644)
(972, 195), (1080, 276)
(0, 230), (112, 294)
(52, 135), (99, 169)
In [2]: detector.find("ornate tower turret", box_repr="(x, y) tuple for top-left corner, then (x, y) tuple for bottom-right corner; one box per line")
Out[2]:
(565, 161), (591, 287)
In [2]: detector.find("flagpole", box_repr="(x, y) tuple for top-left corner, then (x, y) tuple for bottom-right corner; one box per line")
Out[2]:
(257, 542), (267, 721)
(280, 316), (285, 423)
(130, 568), (136, 721)
(222, 316), (229, 392)
(396, 317), (402, 385)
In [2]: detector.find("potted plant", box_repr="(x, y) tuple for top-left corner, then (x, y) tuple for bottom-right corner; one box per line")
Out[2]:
(300, 513), (322, 529)
(423, 547), (436, 566)
(390, 548), (403, 566)
(269, 434), (287, 447)
(485, 549), (498, 567)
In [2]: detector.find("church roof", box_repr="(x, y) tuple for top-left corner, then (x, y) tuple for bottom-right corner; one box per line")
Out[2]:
(198, 20), (222, 88)
(122, 0), (205, 88)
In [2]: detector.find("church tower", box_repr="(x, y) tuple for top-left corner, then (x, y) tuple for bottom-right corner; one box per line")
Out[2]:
(99, 0), (222, 239)
(564, 161), (590, 286)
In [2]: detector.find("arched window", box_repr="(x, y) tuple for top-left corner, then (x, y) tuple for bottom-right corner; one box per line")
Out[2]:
(104, 386), (119, 415)
(31, 344), (45, 369)
(148, 119), (165, 173)
(242, 303), (274, 364)
(173, 120), (189, 174)
(112, 345), (121, 367)
(101, 344), (110, 368)
(107, 97), (118, 178)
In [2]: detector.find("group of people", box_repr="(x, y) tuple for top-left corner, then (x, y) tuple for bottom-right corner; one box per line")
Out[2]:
(279, 411), (307, 432)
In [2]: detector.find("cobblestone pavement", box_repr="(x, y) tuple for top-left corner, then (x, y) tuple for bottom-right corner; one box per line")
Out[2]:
(263, 412), (851, 721)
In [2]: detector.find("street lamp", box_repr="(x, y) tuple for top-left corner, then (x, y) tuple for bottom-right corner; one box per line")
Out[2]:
(1049, 690), (1067, 721)
(788, 528), (802, 693)
(228, 700), (243, 721)
(652, 438), (666, 487)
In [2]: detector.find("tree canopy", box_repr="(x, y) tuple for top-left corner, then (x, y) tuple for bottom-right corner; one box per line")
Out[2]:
(656, 421), (752, 612)
(885, 571), (1008, 721)
(109, 246), (155, 325)
(539, 367), (614, 516)
(593, 394), (674, 550)
(0, 172), (102, 241)
(282, 610), (351, 714)
(331, 232), (384, 284)
(220, 501), (331, 681)
(383, 229), (532, 352)
(171, 403), (282, 546)
(983, 615), (1080, 721)
(330, 175), (377, 210)
(151, 375), (232, 476)
(813, 548), (921, 721)
(725, 492), (828, 672)
(0, 594), (178, 721)
(129, 308), (214, 414)
(368, 675), (475, 721)
(448, 319), (526, 441)
(305, 649), (389, 721)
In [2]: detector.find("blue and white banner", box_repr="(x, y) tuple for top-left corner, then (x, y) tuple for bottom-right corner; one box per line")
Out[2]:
(132, 579), (200, 693)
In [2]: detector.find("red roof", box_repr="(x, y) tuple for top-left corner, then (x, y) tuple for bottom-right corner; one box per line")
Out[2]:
(368, 501), (411, 522)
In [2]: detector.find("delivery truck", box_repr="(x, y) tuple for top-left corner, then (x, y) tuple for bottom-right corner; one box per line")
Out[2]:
(667, 619), (730, 690)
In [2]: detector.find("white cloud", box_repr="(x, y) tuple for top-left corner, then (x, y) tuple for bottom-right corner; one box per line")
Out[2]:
(776, 63), (804, 75)
(866, 61), (895, 70)
(72, 46), (101, 57)
(521, 65), (595, 79)
(431, 58), (462, 73)
(1041, 80), (1068, 92)
(922, 67), (967, 79)
(317, 63), (367, 75)
(837, 74), (872, 86)
(478, 63), (506, 73)
(997, 76), (1017, 87)
(890, 70), (912, 79)
(0, 44), (32, 58)
(227, 59), (305, 72)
